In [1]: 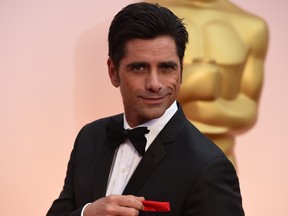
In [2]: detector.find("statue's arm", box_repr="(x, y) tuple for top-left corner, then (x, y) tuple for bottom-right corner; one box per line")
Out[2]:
(182, 19), (269, 135)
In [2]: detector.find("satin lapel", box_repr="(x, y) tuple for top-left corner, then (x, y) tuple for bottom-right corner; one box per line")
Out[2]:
(93, 115), (123, 200)
(122, 136), (166, 195)
(123, 104), (187, 195)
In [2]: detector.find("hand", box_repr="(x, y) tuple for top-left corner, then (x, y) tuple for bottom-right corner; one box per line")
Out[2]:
(179, 61), (222, 102)
(84, 194), (145, 216)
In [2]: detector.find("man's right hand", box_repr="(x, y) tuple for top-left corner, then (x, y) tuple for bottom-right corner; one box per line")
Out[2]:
(84, 195), (145, 216)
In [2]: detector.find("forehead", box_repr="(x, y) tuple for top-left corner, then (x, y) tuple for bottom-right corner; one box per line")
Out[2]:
(122, 36), (179, 63)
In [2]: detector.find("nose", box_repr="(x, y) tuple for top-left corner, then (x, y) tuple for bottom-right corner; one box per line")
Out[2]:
(145, 71), (163, 92)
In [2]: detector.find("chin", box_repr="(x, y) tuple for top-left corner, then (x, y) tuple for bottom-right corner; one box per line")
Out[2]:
(143, 107), (167, 121)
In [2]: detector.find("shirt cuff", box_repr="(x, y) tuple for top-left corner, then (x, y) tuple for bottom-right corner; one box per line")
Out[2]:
(81, 203), (91, 216)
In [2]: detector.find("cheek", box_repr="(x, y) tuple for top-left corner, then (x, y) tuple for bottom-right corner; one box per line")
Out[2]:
(126, 76), (144, 90)
(120, 79), (139, 97)
(169, 77), (181, 98)
(166, 75), (181, 89)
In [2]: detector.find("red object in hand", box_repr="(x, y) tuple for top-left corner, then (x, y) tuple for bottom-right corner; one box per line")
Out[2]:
(142, 200), (171, 212)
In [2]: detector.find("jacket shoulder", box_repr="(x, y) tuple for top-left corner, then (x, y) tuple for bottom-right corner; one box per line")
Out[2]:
(80, 113), (123, 133)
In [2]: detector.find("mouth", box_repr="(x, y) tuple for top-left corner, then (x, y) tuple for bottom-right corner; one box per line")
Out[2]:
(141, 96), (166, 105)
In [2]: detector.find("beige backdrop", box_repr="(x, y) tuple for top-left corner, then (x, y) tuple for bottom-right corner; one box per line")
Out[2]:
(0, 0), (287, 215)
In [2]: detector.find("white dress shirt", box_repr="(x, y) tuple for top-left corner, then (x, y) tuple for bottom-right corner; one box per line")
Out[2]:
(81, 101), (178, 215)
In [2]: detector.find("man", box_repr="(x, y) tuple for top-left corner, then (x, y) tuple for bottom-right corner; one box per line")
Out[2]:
(47, 2), (244, 216)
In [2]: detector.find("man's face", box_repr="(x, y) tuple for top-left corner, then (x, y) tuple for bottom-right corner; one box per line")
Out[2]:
(108, 36), (182, 127)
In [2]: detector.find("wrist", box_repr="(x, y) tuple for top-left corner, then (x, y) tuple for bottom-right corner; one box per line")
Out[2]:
(81, 203), (91, 216)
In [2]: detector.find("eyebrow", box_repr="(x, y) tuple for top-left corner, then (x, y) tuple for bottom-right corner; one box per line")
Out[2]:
(126, 61), (179, 69)
(158, 61), (178, 68)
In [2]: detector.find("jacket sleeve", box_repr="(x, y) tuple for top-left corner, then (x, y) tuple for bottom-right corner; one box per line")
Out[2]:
(184, 156), (245, 216)
(46, 132), (84, 216)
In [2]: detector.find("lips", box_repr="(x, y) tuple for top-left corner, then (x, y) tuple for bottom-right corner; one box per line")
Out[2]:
(141, 96), (165, 105)
(139, 89), (172, 105)
(143, 96), (165, 100)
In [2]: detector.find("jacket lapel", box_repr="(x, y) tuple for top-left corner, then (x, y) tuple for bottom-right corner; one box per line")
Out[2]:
(123, 105), (187, 195)
(122, 135), (166, 195)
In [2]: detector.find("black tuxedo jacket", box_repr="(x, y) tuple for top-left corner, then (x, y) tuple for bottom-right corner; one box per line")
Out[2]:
(47, 105), (244, 216)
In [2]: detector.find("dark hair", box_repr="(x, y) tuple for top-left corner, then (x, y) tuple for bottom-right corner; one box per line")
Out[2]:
(108, 2), (188, 70)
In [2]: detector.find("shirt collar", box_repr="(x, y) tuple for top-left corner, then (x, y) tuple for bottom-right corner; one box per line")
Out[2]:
(123, 101), (178, 150)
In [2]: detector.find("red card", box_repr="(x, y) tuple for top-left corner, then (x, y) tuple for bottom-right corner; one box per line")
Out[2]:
(142, 200), (171, 212)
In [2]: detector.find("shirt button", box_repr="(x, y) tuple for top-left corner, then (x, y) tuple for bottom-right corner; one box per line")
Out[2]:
(121, 167), (127, 173)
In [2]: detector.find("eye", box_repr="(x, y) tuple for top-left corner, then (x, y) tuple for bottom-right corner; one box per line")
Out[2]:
(159, 62), (177, 72)
(133, 65), (145, 71)
(128, 62), (148, 73)
(161, 65), (173, 70)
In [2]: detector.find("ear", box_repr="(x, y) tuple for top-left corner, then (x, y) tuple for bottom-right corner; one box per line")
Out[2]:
(107, 58), (120, 87)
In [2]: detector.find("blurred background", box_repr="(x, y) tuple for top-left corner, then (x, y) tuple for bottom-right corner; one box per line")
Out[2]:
(0, 0), (287, 215)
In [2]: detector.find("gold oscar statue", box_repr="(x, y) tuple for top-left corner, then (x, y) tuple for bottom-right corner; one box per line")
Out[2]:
(147, 0), (269, 167)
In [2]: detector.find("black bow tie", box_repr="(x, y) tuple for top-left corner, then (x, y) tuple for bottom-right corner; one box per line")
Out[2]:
(106, 118), (150, 156)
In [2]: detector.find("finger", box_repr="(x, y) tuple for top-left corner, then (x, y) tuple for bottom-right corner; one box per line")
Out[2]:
(116, 205), (141, 216)
(118, 195), (144, 210)
(134, 196), (145, 201)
